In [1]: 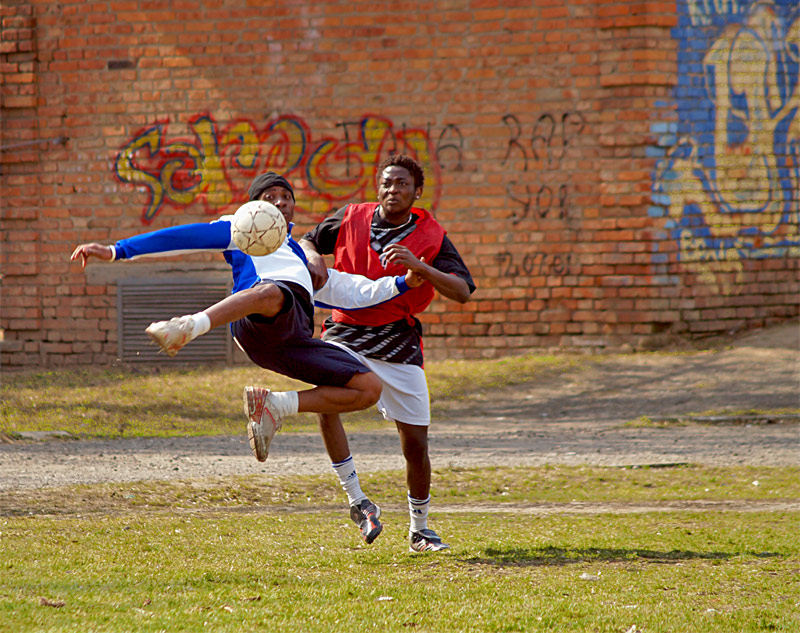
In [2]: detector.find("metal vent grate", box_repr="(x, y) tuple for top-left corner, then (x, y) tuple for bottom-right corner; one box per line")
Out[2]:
(117, 278), (232, 364)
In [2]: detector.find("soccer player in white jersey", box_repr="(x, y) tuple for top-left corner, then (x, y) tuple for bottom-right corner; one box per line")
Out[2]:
(71, 172), (424, 545)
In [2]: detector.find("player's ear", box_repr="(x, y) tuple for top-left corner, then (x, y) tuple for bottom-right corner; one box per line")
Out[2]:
(414, 187), (423, 200)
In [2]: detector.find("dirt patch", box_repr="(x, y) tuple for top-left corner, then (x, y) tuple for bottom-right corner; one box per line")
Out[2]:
(1, 320), (797, 492)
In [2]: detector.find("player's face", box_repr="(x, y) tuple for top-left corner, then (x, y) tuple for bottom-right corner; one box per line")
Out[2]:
(377, 166), (422, 218)
(257, 186), (295, 224)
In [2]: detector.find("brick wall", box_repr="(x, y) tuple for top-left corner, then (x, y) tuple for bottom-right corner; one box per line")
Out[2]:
(1, 0), (797, 368)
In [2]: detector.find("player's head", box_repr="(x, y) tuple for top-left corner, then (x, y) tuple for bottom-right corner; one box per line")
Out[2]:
(378, 154), (424, 189)
(376, 154), (424, 216)
(248, 172), (295, 224)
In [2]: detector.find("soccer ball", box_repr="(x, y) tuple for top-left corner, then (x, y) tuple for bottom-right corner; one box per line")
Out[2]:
(231, 200), (287, 256)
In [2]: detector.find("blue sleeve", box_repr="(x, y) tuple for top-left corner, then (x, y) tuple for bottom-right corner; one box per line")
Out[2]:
(395, 276), (410, 294)
(114, 220), (233, 260)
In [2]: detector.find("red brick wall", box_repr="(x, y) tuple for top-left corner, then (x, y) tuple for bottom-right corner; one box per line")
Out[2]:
(1, 0), (797, 368)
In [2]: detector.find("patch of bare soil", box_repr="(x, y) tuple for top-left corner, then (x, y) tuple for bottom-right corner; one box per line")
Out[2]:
(429, 319), (799, 470)
(1, 321), (798, 495)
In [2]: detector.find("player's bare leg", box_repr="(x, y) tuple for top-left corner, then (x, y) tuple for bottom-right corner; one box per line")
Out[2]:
(245, 371), (380, 462)
(298, 372), (381, 415)
(318, 410), (383, 544)
(397, 421), (449, 552)
(146, 284), (285, 356)
(397, 422), (431, 499)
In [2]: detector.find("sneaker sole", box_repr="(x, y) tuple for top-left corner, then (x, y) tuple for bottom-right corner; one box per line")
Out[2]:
(351, 504), (382, 544)
(409, 543), (450, 553)
(243, 387), (268, 462)
(365, 525), (382, 544)
(363, 517), (383, 544)
(247, 421), (268, 462)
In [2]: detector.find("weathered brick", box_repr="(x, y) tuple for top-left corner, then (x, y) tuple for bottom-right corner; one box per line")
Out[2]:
(0, 0), (796, 367)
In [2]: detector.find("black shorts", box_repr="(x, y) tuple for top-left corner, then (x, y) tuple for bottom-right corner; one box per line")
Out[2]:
(231, 280), (369, 387)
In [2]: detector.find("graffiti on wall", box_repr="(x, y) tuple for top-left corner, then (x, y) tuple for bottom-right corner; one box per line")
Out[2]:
(494, 250), (576, 279)
(115, 114), (463, 224)
(653, 0), (799, 294)
(502, 112), (585, 225)
(494, 111), (585, 280)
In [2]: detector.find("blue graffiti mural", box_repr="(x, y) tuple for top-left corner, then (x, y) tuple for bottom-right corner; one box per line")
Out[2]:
(653, 0), (799, 293)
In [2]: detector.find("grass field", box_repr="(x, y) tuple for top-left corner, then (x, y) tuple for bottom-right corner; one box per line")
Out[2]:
(2, 360), (799, 632)
(0, 355), (579, 438)
(1, 466), (798, 633)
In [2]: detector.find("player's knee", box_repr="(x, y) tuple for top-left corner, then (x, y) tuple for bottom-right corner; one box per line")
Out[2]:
(349, 371), (382, 408)
(249, 283), (285, 316)
(317, 412), (340, 431)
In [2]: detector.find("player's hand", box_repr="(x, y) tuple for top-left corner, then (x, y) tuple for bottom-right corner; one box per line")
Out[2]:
(404, 257), (427, 287)
(304, 251), (329, 290)
(381, 244), (423, 271)
(70, 243), (114, 269)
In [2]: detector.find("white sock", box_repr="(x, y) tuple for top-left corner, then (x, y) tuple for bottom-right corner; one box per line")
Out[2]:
(190, 312), (211, 339)
(269, 390), (298, 418)
(332, 456), (366, 506)
(408, 493), (430, 533)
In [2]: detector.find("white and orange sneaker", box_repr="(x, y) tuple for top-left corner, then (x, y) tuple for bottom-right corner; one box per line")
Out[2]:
(243, 385), (284, 462)
(145, 316), (194, 356)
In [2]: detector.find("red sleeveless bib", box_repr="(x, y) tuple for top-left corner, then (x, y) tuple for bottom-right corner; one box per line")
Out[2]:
(331, 202), (445, 326)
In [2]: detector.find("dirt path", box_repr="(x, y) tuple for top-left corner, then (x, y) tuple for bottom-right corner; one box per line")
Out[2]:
(1, 321), (797, 492)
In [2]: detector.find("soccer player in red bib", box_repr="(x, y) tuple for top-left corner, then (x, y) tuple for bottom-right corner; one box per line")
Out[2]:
(301, 154), (476, 552)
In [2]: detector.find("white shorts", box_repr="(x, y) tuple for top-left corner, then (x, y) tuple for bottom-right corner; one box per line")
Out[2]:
(327, 341), (430, 426)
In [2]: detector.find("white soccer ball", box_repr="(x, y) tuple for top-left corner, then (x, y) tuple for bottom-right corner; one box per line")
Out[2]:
(231, 200), (287, 256)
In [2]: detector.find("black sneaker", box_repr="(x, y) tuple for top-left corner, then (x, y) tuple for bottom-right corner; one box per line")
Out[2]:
(409, 528), (450, 552)
(350, 499), (382, 544)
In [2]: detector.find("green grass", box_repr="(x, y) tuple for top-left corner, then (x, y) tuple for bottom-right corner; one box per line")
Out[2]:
(0, 355), (576, 438)
(1, 466), (798, 633)
(3, 357), (798, 631)
(4, 354), (795, 438)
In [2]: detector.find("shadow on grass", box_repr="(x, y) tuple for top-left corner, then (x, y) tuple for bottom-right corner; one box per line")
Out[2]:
(465, 546), (781, 566)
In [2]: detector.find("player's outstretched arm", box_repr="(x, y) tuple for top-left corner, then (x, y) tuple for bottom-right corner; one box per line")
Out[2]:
(71, 222), (234, 270)
(313, 267), (424, 310)
(70, 243), (115, 269)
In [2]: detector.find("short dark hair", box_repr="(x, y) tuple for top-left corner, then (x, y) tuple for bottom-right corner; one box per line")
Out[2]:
(377, 154), (425, 189)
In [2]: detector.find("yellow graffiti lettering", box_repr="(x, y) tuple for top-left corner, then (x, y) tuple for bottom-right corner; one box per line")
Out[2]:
(221, 121), (259, 171)
(703, 5), (783, 231)
(359, 117), (394, 191)
(266, 118), (306, 172)
(656, 1), (799, 295)
(307, 140), (364, 200)
(687, 0), (743, 27)
(161, 142), (202, 206)
(190, 117), (233, 208)
(115, 127), (164, 222)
